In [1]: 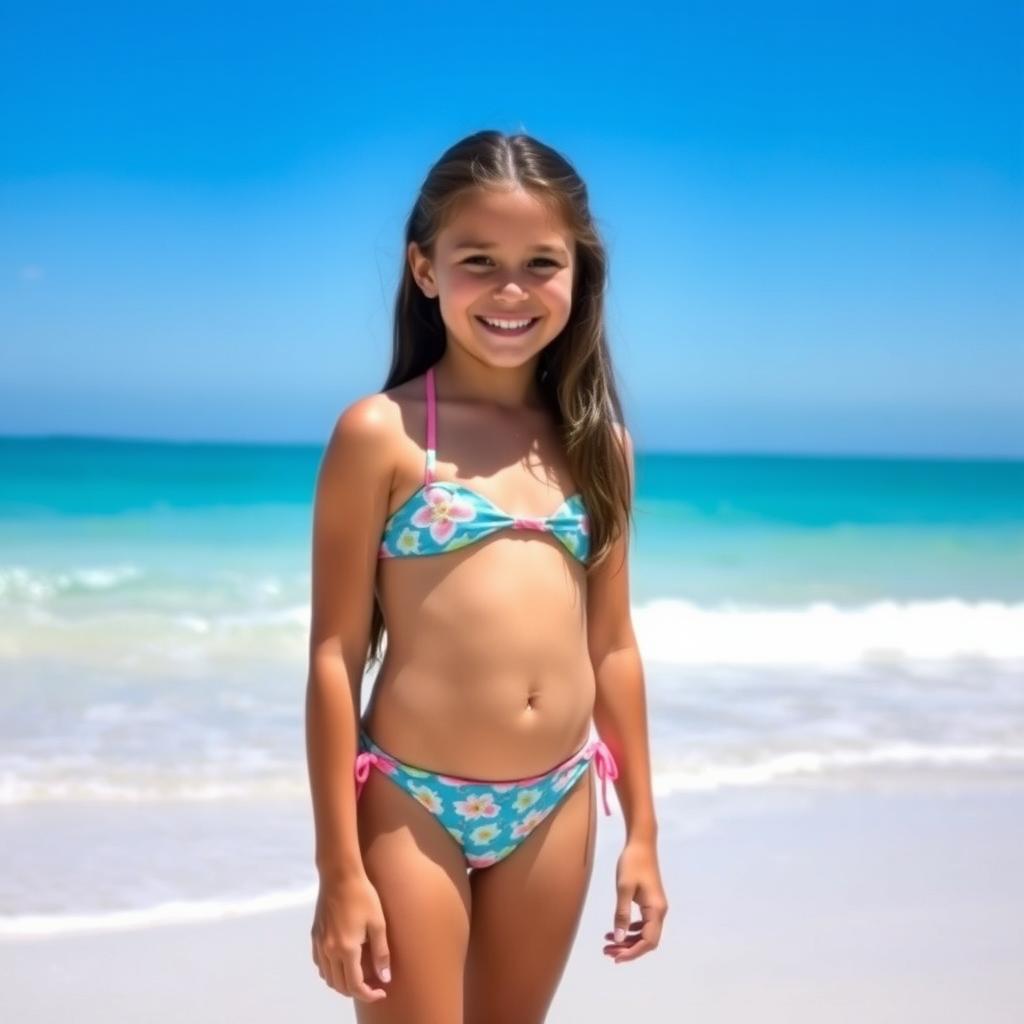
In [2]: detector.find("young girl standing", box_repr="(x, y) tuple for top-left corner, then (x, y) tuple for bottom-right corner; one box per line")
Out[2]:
(306, 130), (667, 1023)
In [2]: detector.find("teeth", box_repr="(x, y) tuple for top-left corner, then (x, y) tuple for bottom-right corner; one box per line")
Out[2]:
(481, 317), (534, 329)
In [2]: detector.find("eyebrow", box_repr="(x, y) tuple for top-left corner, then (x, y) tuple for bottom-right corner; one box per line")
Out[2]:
(452, 240), (568, 256)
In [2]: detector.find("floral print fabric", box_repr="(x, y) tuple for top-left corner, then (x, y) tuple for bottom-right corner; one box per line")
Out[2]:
(376, 365), (591, 563)
(354, 728), (618, 870)
(378, 482), (590, 562)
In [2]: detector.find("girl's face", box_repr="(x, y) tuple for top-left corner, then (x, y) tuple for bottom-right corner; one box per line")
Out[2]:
(408, 187), (576, 370)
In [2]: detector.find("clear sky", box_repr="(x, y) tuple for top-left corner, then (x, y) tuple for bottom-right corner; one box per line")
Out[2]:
(2, 1), (1021, 457)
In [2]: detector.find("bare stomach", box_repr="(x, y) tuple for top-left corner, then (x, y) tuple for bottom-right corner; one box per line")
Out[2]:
(364, 536), (595, 778)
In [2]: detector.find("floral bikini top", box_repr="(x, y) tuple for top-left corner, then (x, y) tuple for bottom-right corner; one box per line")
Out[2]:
(378, 366), (590, 563)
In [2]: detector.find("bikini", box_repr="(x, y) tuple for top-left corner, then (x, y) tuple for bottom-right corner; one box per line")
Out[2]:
(355, 365), (618, 870)
(377, 365), (591, 562)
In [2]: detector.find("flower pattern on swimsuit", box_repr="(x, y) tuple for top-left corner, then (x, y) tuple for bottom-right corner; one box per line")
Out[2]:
(511, 787), (542, 812)
(511, 807), (553, 838)
(377, 366), (591, 563)
(355, 728), (618, 871)
(469, 823), (501, 845)
(379, 483), (590, 562)
(409, 782), (444, 814)
(411, 485), (478, 545)
(454, 792), (501, 820)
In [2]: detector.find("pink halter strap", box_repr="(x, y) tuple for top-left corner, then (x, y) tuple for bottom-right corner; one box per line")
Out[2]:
(424, 367), (437, 484)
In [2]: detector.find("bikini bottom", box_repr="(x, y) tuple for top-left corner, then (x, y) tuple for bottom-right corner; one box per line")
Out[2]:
(354, 726), (618, 870)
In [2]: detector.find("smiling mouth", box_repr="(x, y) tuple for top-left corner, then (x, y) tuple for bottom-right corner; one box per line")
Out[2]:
(474, 316), (541, 337)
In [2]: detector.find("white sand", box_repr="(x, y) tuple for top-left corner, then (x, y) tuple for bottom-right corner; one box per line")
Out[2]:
(4, 782), (1023, 1023)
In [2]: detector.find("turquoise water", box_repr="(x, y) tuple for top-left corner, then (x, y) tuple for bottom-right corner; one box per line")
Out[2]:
(1, 436), (1022, 934)
(4, 437), (1023, 602)
(632, 450), (1024, 603)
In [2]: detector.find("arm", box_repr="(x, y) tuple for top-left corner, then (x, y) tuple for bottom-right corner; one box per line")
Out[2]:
(306, 395), (395, 1003)
(587, 423), (656, 842)
(587, 423), (668, 962)
(306, 394), (394, 879)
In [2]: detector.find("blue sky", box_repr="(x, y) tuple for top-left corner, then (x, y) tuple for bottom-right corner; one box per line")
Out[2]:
(2, 1), (1021, 457)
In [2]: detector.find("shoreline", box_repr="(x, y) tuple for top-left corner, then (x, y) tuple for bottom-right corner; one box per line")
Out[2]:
(4, 783), (1023, 1022)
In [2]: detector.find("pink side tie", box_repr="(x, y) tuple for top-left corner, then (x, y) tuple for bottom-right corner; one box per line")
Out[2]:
(354, 751), (380, 798)
(588, 740), (619, 816)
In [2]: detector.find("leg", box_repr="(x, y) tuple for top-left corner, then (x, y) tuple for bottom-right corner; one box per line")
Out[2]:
(464, 765), (597, 1024)
(354, 765), (472, 1024)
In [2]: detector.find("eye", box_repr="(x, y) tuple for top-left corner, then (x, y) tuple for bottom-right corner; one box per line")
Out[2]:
(463, 256), (561, 268)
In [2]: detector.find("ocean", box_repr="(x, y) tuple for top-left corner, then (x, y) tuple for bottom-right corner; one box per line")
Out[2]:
(2, 436), (1022, 937)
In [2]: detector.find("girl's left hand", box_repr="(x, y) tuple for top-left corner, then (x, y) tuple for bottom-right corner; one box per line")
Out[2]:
(603, 839), (669, 963)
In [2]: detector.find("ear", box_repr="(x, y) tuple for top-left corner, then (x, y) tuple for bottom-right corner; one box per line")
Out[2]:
(407, 241), (438, 298)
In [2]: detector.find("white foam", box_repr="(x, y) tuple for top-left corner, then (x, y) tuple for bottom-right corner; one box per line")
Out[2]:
(0, 884), (317, 940)
(633, 598), (1024, 665)
(0, 564), (143, 602)
(0, 773), (308, 805)
(6, 742), (1024, 939)
(5, 742), (1022, 805)
(651, 742), (1024, 796)
(6, 596), (1022, 668)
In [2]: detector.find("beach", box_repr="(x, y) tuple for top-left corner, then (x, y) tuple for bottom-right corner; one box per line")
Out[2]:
(5, 1), (1022, 1017)
(2, 441), (1023, 1021)
(4, 780), (1023, 1023)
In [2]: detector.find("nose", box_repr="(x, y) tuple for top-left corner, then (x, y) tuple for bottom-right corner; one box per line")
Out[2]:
(493, 277), (530, 300)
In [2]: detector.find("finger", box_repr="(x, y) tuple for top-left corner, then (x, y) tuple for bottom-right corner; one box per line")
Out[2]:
(367, 918), (392, 984)
(332, 953), (353, 996)
(602, 940), (641, 956)
(640, 901), (668, 922)
(613, 915), (662, 963)
(602, 920), (644, 955)
(612, 936), (655, 962)
(603, 921), (643, 939)
(612, 885), (634, 942)
(341, 948), (387, 1003)
(322, 950), (344, 993)
(602, 931), (643, 955)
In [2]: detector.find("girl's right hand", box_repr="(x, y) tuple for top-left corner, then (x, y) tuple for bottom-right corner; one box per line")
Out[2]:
(311, 871), (392, 1003)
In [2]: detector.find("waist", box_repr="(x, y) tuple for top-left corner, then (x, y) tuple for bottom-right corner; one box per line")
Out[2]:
(363, 666), (597, 780)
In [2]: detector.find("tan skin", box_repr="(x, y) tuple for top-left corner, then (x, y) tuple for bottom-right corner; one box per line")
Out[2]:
(307, 187), (667, 1022)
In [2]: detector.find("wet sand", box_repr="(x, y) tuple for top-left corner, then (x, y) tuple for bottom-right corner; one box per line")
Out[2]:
(4, 782), (1023, 1023)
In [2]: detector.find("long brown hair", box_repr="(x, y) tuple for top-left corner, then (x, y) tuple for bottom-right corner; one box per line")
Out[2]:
(367, 129), (633, 666)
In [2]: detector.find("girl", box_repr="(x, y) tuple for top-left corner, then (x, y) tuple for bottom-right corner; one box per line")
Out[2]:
(306, 130), (667, 1023)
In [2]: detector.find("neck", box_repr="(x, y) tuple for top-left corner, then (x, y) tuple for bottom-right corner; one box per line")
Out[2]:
(432, 351), (545, 412)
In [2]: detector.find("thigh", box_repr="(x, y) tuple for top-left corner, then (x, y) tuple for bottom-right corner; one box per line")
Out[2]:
(354, 767), (472, 1024)
(464, 765), (597, 1024)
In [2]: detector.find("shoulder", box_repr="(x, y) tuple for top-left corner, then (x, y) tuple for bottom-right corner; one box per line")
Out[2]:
(325, 391), (397, 460)
(324, 370), (431, 468)
(333, 390), (396, 440)
(317, 390), (404, 501)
